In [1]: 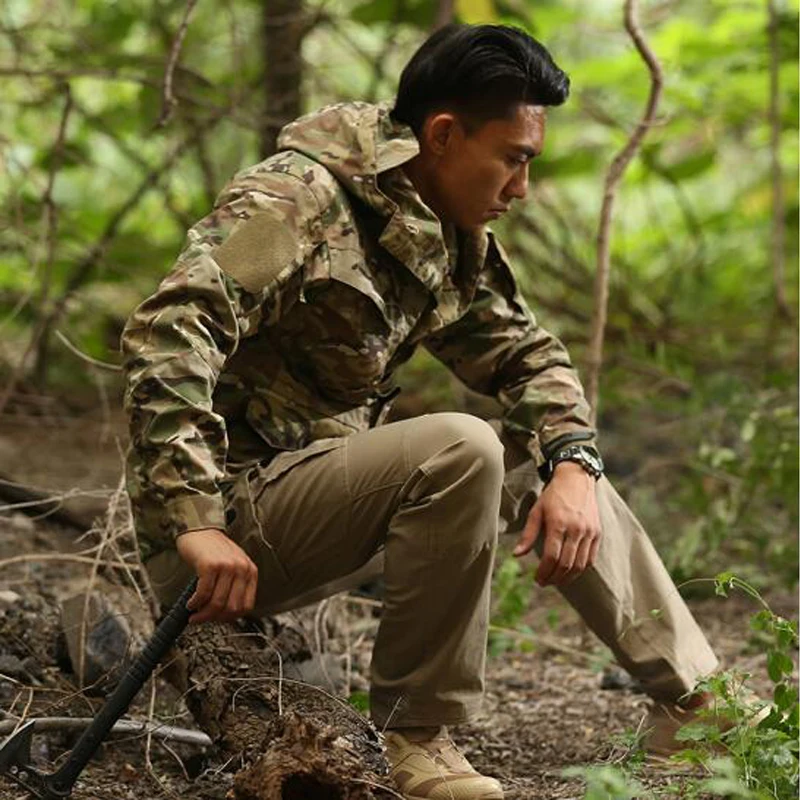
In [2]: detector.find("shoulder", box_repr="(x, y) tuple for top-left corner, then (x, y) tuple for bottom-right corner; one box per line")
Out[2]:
(215, 150), (350, 240)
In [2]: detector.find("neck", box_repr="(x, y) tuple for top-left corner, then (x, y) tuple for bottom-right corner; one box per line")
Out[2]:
(402, 156), (445, 222)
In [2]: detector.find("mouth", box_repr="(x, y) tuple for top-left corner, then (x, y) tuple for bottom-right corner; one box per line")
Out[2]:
(485, 207), (509, 220)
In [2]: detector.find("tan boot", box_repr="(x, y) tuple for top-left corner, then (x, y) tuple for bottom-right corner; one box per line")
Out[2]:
(644, 691), (768, 757)
(384, 726), (503, 800)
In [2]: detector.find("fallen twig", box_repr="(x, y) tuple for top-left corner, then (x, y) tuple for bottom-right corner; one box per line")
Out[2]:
(0, 553), (141, 571)
(488, 624), (600, 663)
(0, 717), (212, 747)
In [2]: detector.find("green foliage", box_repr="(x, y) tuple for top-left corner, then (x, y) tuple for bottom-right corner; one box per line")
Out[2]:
(488, 554), (534, 656)
(565, 575), (799, 800)
(562, 764), (644, 799)
(667, 389), (799, 590)
(347, 690), (370, 713)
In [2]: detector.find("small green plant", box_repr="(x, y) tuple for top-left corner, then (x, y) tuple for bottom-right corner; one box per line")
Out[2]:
(677, 574), (799, 799)
(668, 390), (799, 590)
(488, 554), (535, 656)
(566, 572), (798, 800)
(562, 764), (644, 799)
(347, 690), (370, 714)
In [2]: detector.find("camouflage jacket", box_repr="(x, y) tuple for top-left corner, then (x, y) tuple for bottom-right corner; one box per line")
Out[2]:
(122, 100), (597, 556)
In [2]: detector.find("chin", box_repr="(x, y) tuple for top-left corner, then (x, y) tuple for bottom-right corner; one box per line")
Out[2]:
(456, 221), (485, 233)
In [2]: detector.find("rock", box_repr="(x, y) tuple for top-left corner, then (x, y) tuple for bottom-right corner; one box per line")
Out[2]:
(0, 590), (21, 607)
(599, 667), (643, 692)
(0, 654), (27, 679)
(6, 513), (35, 533)
(283, 653), (346, 694)
(59, 579), (153, 692)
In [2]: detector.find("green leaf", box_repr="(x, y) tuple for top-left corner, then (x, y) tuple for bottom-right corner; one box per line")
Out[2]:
(661, 150), (717, 182)
(347, 690), (370, 713)
(675, 721), (720, 742)
(773, 682), (797, 713)
(456, 0), (497, 24)
(534, 148), (604, 179)
(767, 650), (793, 682)
(714, 571), (736, 597)
(350, 0), (435, 28)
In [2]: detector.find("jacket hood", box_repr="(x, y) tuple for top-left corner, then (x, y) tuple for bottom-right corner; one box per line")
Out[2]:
(275, 100), (420, 215)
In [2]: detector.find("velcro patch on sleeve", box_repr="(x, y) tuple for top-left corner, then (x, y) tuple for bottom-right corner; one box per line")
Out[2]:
(211, 211), (299, 294)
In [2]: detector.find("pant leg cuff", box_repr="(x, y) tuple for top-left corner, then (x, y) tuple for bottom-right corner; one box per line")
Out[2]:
(370, 694), (484, 729)
(641, 651), (721, 703)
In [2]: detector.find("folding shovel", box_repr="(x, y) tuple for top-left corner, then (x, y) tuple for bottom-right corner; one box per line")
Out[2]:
(0, 578), (198, 799)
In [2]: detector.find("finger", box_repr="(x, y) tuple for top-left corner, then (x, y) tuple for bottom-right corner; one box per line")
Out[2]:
(569, 534), (594, 578)
(559, 533), (594, 586)
(226, 563), (251, 618)
(244, 562), (258, 613)
(192, 569), (234, 624)
(188, 567), (218, 612)
(514, 500), (543, 557)
(587, 533), (601, 568)
(549, 533), (581, 586)
(535, 528), (564, 586)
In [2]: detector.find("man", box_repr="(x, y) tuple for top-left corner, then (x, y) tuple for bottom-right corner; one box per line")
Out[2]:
(122, 23), (719, 800)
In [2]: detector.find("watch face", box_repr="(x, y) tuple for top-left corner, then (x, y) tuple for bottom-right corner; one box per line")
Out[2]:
(556, 446), (603, 477)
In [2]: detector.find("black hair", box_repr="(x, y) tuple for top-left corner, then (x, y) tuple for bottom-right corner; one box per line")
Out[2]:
(391, 23), (570, 136)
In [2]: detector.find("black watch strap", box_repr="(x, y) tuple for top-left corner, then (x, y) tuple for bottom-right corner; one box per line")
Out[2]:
(539, 444), (604, 483)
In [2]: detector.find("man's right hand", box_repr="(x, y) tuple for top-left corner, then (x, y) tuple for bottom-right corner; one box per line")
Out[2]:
(176, 529), (258, 624)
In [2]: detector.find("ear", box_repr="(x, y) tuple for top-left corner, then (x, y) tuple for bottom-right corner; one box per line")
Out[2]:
(423, 112), (458, 157)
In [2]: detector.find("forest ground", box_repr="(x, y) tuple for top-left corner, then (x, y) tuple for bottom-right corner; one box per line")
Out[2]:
(0, 403), (795, 800)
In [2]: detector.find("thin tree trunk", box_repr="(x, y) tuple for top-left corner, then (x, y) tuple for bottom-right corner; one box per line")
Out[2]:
(261, 0), (306, 158)
(31, 84), (72, 388)
(433, 0), (454, 31)
(767, 0), (791, 319)
(585, 0), (663, 425)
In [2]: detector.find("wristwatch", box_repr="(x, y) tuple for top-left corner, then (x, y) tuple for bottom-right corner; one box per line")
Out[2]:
(539, 444), (604, 483)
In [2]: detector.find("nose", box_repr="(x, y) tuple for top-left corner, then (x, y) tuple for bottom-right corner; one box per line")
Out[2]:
(504, 163), (529, 202)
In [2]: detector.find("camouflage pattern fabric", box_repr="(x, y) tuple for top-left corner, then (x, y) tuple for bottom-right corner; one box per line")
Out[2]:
(121, 99), (597, 558)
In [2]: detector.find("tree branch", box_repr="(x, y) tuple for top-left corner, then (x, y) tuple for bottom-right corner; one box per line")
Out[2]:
(585, 0), (664, 425)
(156, 0), (200, 128)
(33, 82), (73, 387)
(0, 111), (227, 414)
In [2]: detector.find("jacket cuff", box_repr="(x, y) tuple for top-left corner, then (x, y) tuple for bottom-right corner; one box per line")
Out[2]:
(540, 430), (599, 461)
(501, 418), (598, 468)
(163, 493), (227, 539)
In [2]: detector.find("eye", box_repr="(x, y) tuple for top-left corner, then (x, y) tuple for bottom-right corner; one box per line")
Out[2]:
(506, 154), (529, 167)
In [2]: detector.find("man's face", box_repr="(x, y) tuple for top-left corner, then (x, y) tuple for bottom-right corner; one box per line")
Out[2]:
(421, 103), (545, 230)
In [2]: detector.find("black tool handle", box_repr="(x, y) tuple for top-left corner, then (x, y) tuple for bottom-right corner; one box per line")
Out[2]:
(46, 578), (198, 797)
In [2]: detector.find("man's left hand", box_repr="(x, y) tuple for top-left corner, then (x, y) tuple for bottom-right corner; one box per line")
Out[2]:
(513, 462), (601, 587)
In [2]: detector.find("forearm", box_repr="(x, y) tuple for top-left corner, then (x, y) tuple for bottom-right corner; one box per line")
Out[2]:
(497, 353), (597, 464)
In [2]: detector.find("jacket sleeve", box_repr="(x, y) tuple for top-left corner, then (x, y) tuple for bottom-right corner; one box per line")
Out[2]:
(423, 232), (597, 466)
(121, 180), (320, 557)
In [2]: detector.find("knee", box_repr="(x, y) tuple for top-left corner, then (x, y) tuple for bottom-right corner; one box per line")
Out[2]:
(406, 412), (505, 490)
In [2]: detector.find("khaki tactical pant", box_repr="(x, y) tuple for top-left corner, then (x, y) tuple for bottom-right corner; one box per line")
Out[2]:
(146, 413), (719, 728)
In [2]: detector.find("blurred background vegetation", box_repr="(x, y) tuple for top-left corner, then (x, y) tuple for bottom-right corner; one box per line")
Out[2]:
(0, 0), (797, 590)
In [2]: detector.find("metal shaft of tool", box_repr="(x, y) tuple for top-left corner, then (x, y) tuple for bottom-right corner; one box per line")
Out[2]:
(44, 577), (198, 798)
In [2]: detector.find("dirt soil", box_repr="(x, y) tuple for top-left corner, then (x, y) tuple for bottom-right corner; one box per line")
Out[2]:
(0, 405), (796, 800)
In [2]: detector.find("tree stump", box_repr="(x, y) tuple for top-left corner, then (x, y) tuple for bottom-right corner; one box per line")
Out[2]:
(176, 616), (395, 799)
